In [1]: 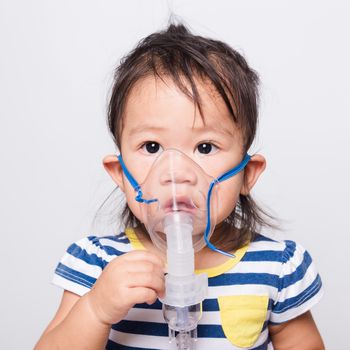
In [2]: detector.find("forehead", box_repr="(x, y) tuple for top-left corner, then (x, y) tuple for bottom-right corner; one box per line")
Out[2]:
(122, 75), (239, 136)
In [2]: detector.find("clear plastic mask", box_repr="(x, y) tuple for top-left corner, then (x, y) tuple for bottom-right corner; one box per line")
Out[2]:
(136, 149), (218, 252)
(118, 150), (251, 257)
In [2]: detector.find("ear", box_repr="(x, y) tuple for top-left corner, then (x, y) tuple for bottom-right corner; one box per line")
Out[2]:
(240, 154), (266, 195)
(102, 155), (125, 192)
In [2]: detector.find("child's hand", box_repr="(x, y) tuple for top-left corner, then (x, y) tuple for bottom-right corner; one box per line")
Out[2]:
(86, 250), (165, 326)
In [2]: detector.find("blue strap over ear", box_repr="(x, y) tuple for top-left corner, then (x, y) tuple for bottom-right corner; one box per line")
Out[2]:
(204, 154), (251, 258)
(117, 153), (251, 257)
(117, 155), (157, 204)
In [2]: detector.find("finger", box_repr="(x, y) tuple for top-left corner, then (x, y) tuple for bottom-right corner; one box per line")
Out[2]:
(123, 250), (165, 269)
(127, 287), (159, 306)
(125, 260), (165, 279)
(127, 271), (165, 297)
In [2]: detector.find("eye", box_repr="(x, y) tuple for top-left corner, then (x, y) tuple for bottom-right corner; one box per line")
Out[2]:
(196, 142), (218, 155)
(141, 142), (163, 154)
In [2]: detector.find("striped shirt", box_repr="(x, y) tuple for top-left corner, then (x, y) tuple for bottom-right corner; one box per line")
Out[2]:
(52, 229), (323, 349)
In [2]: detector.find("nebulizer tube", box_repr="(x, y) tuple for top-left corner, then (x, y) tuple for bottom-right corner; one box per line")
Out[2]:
(161, 211), (207, 349)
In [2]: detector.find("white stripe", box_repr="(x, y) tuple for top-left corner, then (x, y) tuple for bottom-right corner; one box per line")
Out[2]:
(252, 327), (269, 348)
(60, 253), (103, 278)
(51, 274), (90, 296)
(103, 234), (127, 241)
(74, 237), (117, 262)
(200, 311), (221, 324)
(109, 329), (175, 350)
(282, 243), (306, 273)
(248, 240), (284, 252)
(268, 342), (275, 349)
(207, 284), (278, 298)
(125, 308), (164, 323)
(99, 237), (132, 253)
(109, 329), (268, 349)
(277, 261), (319, 303)
(270, 287), (324, 323)
(232, 260), (281, 274)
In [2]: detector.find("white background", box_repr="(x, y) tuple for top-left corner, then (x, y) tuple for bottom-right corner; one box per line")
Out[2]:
(1, 0), (349, 348)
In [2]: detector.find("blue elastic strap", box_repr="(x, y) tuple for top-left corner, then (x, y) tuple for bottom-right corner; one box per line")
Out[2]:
(204, 154), (251, 258)
(117, 155), (157, 204)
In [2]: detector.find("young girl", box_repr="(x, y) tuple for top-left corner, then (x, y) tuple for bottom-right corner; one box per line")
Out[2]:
(35, 24), (324, 349)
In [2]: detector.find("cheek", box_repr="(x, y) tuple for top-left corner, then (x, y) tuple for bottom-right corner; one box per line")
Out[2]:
(215, 175), (243, 223)
(123, 155), (155, 184)
(123, 180), (144, 223)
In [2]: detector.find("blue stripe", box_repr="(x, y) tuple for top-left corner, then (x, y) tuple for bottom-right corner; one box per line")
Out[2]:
(113, 238), (130, 244)
(273, 274), (322, 313)
(87, 235), (104, 248)
(279, 250), (312, 290)
(209, 272), (279, 288)
(251, 337), (270, 350)
(112, 321), (269, 340)
(242, 250), (284, 262)
(103, 245), (128, 256)
(133, 297), (273, 313)
(268, 298), (274, 310)
(55, 263), (96, 288)
(87, 236), (127, 256)
(253, 234), (277, 242)
(198, 324), (225, 338)
(66, 243), (108, 268)
(202, 298), (219, 311)
(112, 320), (227, 338)
(106, 338), (271, 350)
(101, 234), (130, 244)
(281, 240), (297, 263)
(106, 340), (159, 350)
(113, 232), (128, 240)
(112, 321), (168, 337)
(134, 300), (162, 310)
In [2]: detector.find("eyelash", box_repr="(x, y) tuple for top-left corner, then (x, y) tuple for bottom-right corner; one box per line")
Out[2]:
(140, 141), (219, 155)
(140, 142), (163, 154)
(196, 142), (219, 156)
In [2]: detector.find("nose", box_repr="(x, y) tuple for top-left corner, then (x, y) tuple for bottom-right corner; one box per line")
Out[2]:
(155, 149), (199, 186)
(159, 168), (198, 186)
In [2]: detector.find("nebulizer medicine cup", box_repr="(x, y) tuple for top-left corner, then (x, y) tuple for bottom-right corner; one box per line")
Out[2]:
(160, 211), (208, 349)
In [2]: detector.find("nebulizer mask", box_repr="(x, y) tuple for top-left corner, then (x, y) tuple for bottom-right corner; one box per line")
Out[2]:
(118, 149), (250, 349)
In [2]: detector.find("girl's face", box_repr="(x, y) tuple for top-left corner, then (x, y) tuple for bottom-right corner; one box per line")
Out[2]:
(104, 76), (265, 228)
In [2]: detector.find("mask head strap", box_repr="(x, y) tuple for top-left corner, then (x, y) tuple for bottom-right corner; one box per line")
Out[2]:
(117, 155), (157, 204)
(204, 153), (251, 258)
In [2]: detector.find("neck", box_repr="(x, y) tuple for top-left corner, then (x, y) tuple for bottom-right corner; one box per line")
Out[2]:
(133, 225), (234, 270)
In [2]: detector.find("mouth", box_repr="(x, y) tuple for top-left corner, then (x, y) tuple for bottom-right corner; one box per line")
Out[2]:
(162, 196), (196, 214)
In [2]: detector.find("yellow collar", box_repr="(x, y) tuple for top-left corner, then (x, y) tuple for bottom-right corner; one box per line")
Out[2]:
(125, 227), (249, 278)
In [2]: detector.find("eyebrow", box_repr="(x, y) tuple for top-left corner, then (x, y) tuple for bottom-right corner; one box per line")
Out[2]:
(127, 123), (235, 137)
(127, 125), (167, 136)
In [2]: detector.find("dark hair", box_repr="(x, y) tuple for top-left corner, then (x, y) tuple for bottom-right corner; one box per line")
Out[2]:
(102, 23), (275, 250)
